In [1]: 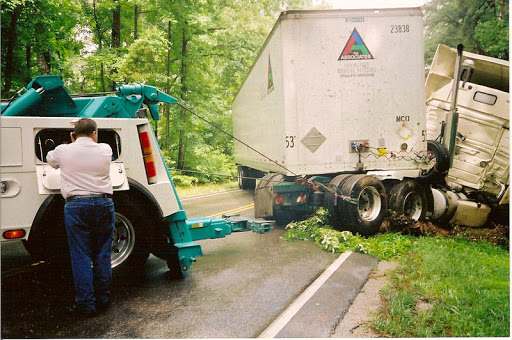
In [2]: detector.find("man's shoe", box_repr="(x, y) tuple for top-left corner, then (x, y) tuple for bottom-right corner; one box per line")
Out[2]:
(67, 304), (96, 318)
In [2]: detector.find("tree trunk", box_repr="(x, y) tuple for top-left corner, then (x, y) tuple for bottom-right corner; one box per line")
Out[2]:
(111, 0), (121, 90)
(166, 20), (172, 148)
(25, 45), (32, 84)
(92, 0), (106, 92)
(134, 5), (139, 40)
(3, 6), (23, 95)
(177, 26), (188, 170)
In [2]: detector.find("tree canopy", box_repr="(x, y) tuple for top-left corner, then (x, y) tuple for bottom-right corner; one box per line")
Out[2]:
(1, 0), (508, 182)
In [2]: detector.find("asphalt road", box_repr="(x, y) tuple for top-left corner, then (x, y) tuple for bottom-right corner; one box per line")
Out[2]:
(1, 189), (339, 338)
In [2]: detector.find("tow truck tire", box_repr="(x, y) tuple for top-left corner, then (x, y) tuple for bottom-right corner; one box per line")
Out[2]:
(112, 196), (151, 270)
(388, 179), (428, 221)
(340, 175), (387, 236)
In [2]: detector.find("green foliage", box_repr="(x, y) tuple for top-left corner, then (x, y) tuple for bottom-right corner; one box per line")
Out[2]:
(171, 174), (199, 187)
(424, 0), (509, 63)
(282, 208), (415, 260)
(2, 0), (508, 183)
(373, 237), (510, 337)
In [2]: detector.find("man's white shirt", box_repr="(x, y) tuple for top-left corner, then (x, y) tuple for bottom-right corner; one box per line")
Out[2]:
(47, 137), (113, 199)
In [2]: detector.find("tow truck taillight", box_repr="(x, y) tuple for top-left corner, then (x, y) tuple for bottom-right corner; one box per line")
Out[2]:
(138, 127), (158, 184)
(3, 229), (25, 239)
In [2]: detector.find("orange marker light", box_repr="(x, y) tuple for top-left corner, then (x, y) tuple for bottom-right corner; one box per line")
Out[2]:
(3, 230), (26, 239)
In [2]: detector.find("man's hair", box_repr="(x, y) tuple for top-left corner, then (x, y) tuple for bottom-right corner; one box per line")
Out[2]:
(74, 118), (97, 136)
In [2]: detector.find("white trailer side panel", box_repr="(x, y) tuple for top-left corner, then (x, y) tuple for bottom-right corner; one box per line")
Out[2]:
(233, 8), (426, 176)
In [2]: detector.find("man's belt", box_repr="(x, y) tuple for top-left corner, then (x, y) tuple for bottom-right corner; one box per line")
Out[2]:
(66, 193), (113, 203)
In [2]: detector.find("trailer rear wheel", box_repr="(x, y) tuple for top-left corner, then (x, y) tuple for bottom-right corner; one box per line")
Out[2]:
(324, 174), (354, 226)
(389, 179), (427, 221)
(238, 166), (256, 190)
(340, 175), (387, 235)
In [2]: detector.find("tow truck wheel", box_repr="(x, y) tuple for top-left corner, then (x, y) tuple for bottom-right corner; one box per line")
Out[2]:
(111, 213), (137, 268)
(389, 179), (427, 221)
(112, 196), (151, 270)
(340, 175), (387, 235)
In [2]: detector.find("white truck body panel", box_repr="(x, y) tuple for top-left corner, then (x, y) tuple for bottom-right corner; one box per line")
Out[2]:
(233, 8), (426, 176)
(425, 45), (510, 197)
(1, 116), (181, 241)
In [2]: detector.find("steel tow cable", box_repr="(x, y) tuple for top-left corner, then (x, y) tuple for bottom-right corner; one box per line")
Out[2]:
(176, 101), (298, 177)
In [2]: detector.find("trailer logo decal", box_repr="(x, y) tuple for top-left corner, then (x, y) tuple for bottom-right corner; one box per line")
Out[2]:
(268, 55), (274, 94)
(338, 28), (374, 61)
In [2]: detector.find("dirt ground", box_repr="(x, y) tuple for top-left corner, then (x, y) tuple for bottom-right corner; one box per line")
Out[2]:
(331, 261), (398, 338)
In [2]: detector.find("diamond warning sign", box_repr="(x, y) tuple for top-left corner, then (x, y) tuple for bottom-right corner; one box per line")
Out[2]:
(338, 28), (374, 61)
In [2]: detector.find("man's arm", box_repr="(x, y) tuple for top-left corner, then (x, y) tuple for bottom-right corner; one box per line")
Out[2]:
(46, 146), (61, 169)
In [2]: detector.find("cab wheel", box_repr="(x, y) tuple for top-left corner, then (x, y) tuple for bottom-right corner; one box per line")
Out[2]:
(388, 179), (427, 221)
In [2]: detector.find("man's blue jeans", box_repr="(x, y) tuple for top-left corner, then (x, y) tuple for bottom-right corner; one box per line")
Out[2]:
(64, 197), (115, 312)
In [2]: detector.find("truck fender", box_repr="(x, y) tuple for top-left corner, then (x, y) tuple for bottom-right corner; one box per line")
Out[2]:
(24, 194), (65, 259)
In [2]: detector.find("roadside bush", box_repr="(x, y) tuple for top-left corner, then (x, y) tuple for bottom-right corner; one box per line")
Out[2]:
(282, 208), (415, 261)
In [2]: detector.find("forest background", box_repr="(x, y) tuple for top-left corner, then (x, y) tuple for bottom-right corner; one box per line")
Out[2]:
(1, 0), (509, 184)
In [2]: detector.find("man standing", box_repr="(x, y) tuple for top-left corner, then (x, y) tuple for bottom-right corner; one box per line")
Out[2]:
(47, 117), (114, 317)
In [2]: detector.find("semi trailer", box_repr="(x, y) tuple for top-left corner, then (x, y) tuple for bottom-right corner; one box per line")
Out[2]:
(1, 75), (272, 277)
(232, 9), (509, 234)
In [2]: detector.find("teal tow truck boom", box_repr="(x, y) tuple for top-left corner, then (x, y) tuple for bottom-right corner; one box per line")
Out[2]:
(1, 75), (272, 277)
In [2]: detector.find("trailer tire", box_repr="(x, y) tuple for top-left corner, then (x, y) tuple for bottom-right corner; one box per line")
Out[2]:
(340, 175), (387, 235)
(324, 174), (354, 226)
(420, 140), (450, 184)
(238, 166), (256, 190)
(388, 179), (427, 221)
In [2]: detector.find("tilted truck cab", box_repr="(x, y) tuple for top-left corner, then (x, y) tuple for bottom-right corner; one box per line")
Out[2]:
(1, 75), (272, 277)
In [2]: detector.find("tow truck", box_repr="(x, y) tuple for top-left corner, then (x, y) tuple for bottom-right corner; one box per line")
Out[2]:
(1, 75), (272, 277)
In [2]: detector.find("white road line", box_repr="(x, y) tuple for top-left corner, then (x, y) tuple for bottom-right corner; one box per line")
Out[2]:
(258, 251), (353, 338)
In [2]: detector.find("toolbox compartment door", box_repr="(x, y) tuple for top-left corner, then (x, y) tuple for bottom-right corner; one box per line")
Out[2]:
(36, 161), (129, 194)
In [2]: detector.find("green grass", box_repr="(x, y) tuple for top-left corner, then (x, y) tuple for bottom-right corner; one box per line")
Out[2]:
(282, 209), (510, 337)
(175, 181), (238, 198)
(373, 237), (510, 337)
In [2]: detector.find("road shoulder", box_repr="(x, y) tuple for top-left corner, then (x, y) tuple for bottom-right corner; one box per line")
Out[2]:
(331, 261), (398, 338)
